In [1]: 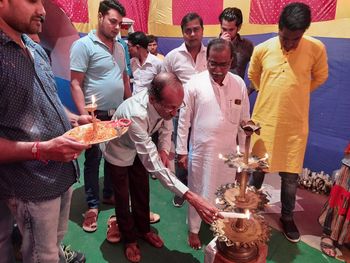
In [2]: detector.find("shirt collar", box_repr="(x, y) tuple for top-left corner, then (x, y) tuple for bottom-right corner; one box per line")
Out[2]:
(88, 29), (116, 45)
(135, 52), (154, 67)
(209, 71), (229, 87)
(145, 53), (156, 64)
(22, 34), (36, 49)
(136, 90), (162, 121)
(179, 42), (206, 54)
(0, 30), (36, 50)
(0, 30), (12, 46)
(148, 100), (162, 121)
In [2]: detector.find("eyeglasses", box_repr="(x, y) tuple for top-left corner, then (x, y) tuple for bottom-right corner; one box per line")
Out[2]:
(208, 60), (231, 68)
(183, 26), (202, 35)
(158, 101), (187, 113)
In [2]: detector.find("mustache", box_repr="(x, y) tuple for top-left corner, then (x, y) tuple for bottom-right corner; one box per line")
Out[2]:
(39, 15), (45, 23)
(212, 72), (224, 76)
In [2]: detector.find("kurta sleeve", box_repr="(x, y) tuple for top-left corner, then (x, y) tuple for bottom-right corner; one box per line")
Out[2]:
(176, 82), (194, 155)
(128, 117), (188, 197)
(157, 120), (173, 153)
(310, 43), (328, 92)
(237, 80), (251, 152)
(248, 47), (263, 91)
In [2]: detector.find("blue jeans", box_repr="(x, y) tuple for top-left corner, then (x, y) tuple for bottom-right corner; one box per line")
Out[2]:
(0, 188), (73, 263)
(249, 171), (298, 220)
(84, 145), (113, 208)
(0, 200), (15, 263)
(84, 113), (113, 209)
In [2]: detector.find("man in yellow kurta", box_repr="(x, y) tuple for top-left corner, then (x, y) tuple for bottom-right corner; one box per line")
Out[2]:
(248, 2), (328, 243)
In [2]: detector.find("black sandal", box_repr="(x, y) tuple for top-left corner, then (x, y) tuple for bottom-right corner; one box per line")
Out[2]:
(320, 235), (336, 258)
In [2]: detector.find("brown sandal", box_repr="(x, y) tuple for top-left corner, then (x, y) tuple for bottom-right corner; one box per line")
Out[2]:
(125, 242), (141, 263)
(82, 209), (98, 232)
(142, 231), (164, 248)
(149, 212), (160, 224)
(106, 215), (121, 243)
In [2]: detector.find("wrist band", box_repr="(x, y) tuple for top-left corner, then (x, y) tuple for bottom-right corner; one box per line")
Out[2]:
(31, 141), (48, 164)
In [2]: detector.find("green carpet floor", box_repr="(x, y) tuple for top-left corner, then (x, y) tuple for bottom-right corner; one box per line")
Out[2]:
(63, 157), (341, 263)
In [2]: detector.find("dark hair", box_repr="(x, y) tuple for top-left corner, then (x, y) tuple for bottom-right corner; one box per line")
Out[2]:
(99, 0), (126, 17)
(219, 7), (243, 27)
(128, 31), (149, 49)
(149, 73), (182, 102)
(181, 13), (203, 32)
(147, 35), (158, 43)
(278, 2), (311, 31)
(206, 38), (234, 60)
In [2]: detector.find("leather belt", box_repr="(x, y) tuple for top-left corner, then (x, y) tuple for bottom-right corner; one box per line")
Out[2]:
(95, 109), (116, 118)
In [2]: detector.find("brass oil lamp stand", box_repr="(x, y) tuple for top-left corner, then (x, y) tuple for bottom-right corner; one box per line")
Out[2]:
(211, 121), (270, 263)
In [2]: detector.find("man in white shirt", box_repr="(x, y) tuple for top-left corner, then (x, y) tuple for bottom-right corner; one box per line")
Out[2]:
(176, 38), (250, 249)
(103, 72), (222, 262)
(163, 12), (207, 207)
(163, 12), (207, 85)
(128, 31), (162, 95)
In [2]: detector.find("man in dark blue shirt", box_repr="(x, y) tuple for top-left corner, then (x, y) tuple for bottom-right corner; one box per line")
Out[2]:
(0, 1), (90, 262)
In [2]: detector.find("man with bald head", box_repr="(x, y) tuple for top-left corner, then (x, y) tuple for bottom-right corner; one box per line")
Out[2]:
(103, 72), (221, 262)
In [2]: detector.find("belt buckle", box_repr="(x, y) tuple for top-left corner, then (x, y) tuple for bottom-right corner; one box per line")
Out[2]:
(108, 109), (116, 117)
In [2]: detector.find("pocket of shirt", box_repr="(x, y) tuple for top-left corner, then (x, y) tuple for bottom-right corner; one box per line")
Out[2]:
(226, 103), (241, 124)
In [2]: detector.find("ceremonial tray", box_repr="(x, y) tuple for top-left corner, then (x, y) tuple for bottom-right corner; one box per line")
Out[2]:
(65, 119), (131, 144)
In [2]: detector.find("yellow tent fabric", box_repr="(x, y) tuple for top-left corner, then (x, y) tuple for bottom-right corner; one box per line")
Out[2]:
(147, 0), (350, 38)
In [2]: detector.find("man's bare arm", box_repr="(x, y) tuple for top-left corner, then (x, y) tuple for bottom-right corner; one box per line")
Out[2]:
(70, 70), (88, 115)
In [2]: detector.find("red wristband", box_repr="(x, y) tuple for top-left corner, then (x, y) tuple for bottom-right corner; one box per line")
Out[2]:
(31, 141), (48, 164)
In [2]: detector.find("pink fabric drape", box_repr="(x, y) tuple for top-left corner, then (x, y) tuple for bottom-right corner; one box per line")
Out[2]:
(172, 0), (224, 25)
(52, 0), (89, 23)
(249, 0), (336, 24)
(119, 0), (150, 32)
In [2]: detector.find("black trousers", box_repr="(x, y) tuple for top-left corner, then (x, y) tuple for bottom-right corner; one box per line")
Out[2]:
(250, 171), (298, 220)
(105, 156), (150, 243)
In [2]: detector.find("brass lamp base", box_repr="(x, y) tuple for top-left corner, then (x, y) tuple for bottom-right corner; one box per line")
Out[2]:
(213, 243), (268, 263)
(217, 242), (258, 263)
